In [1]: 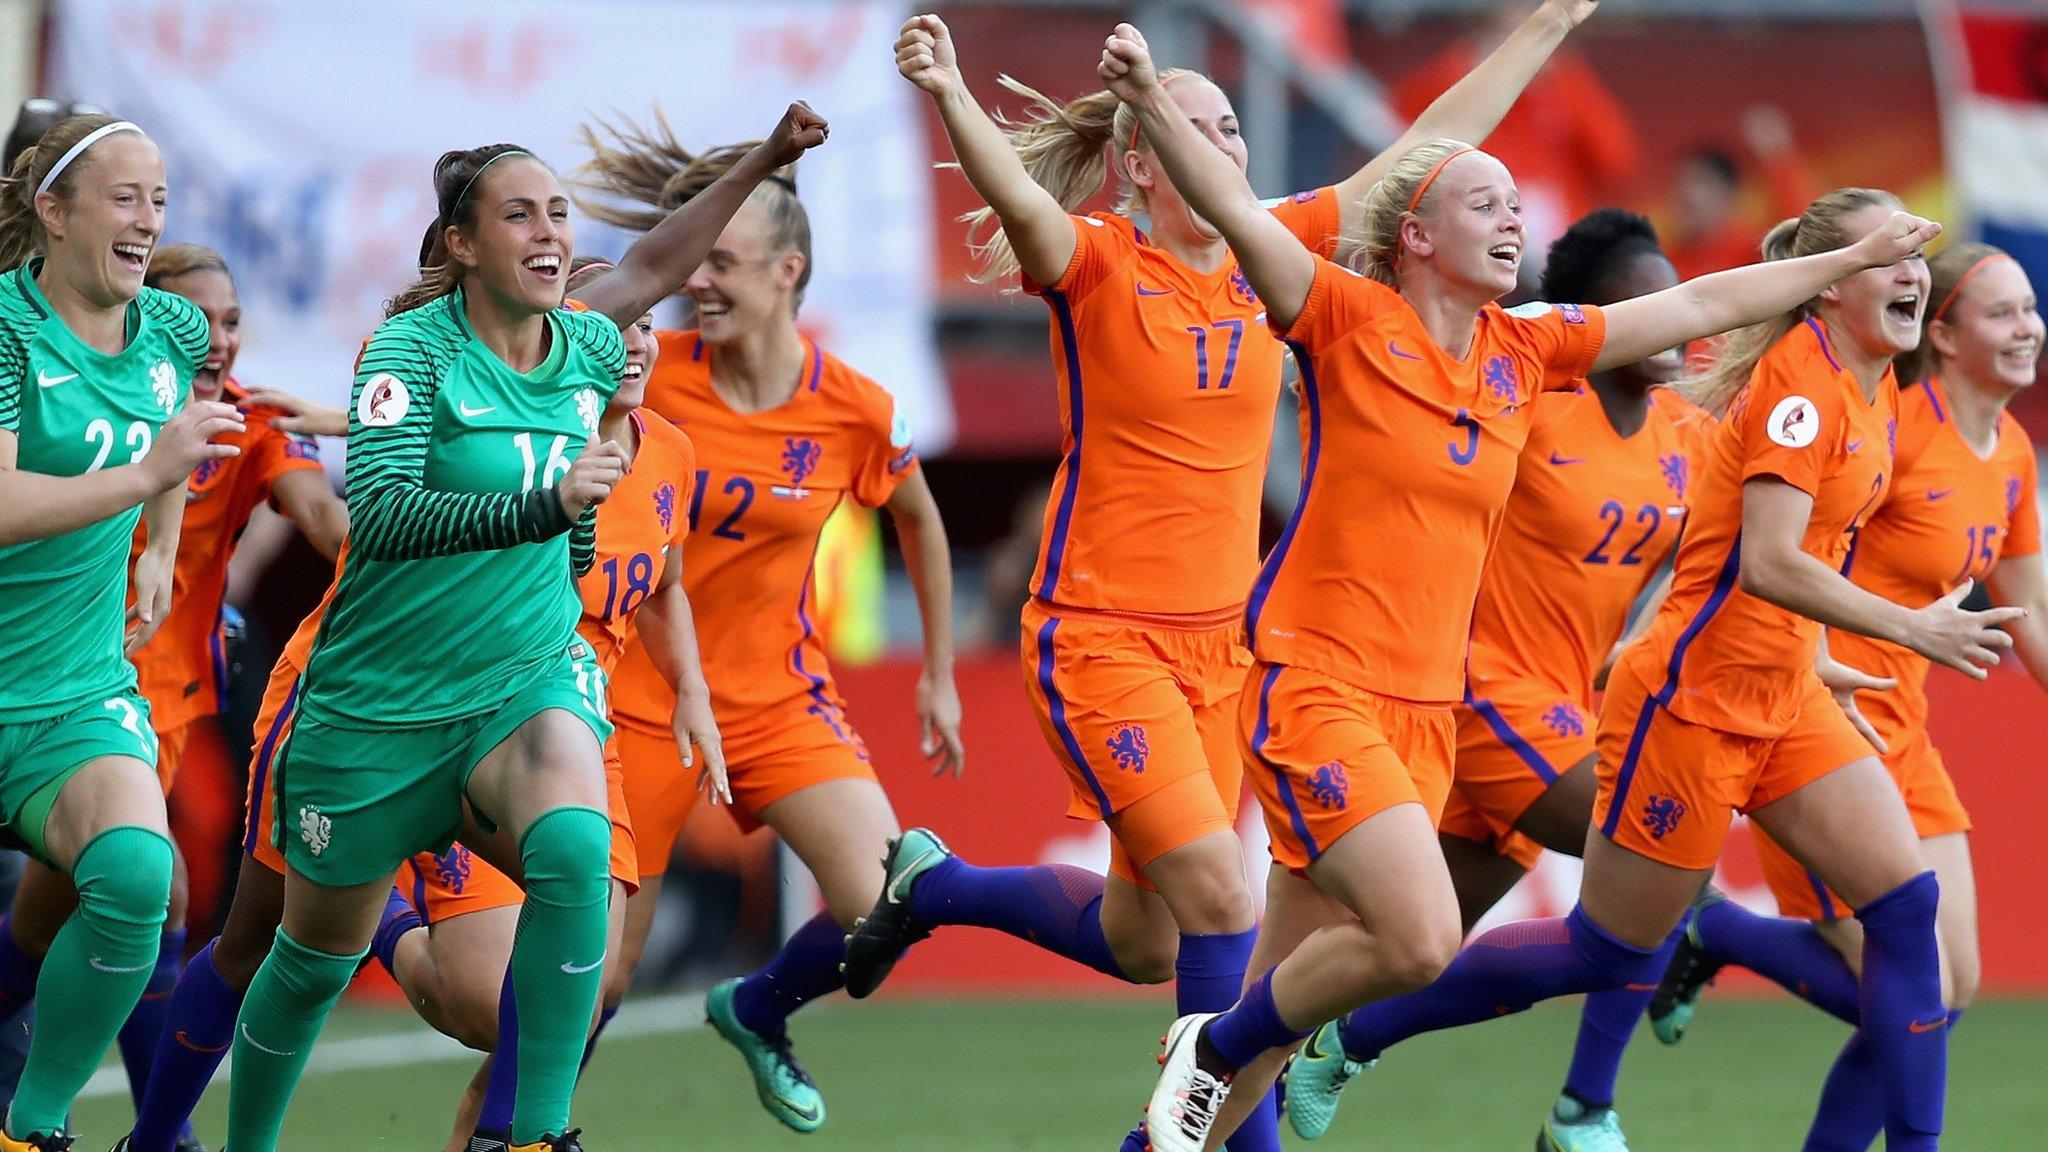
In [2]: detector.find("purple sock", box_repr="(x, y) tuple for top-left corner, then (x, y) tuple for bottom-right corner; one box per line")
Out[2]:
(907, 858), (1127, 979)
(731, 913), (848, 1037)
(1853, 872), (1945, 1152)
(1173, 931), (1280, 1152)
(1203, 970), (1307, 1070)
(1562, 916), (1685, 1109)
(1337, 905), (1658, 1062)
(1804, 1007), (1963, 1152)
(0, 915), (41, 1011)
(478, 966), (518, 1135)
(130, 939), (240, 1152)
(578, 1004), (618, 1074)
(1695, 899), (1859, 1024)
(116, 928), (187, 1111)
(370, 886), (423, 977)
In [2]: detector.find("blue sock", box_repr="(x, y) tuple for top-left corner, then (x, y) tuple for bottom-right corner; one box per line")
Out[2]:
(1338, 906), (1658, 1062)
(370, 886), (423, 977)
(578, 1004), (618, 1074)
(1804, 1007), (1963, 1152)
(731, 913), (847, 1038)
(1203, 970), (1307, 1070)
(1562, 916), (1684, 1109)
(907, 858), (1127, 980)
(1853, 872), (1945, 1152)
(1695, 899), (1860, 1023)
(1174, 931), (1279, 1152)
(131, 939), (239, 1152)
(477, 966), (518, 1135)
(116, 927), (186, 1113)
(0, 915), (41, 1011)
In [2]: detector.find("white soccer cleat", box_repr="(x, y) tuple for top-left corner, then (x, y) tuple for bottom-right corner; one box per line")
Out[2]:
(1146, 1013), (1233, 1152)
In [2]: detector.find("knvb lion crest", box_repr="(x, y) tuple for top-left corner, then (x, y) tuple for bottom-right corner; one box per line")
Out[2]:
(150, 359), (178, 412)
(434, 846), (473, 894)
(654, 482), (676, 532)
(1106, 724), (1149, 773)
(1660, 452), (1689, 500)
(297, 805), (332, 857)
(782, 437), (822, 486)
(577, 388), (602, 436)
(1482, 355), (1518, 404)
(1309, 761), (1349, 811)
(1642, 793), (1688, 840)
(1542, 702), (1585, 739)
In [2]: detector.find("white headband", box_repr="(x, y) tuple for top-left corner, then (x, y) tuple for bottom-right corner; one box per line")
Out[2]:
(35, 121), (145, 198)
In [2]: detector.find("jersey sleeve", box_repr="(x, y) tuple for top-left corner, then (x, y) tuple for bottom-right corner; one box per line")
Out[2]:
(2007, 427), (2041, 560)
(145, 289), (212, 376)
(1500, 302), (1609, 391)
(564, 309), (628, 403)
(1735, 354), (1842, 497)
(0, 326), (21, 433)
(345, 323), (575, 561)
(1020, 215), (1125, 305)
(568, 504), (599, 577)
(669, 431), (698, 554)
(1274, 257), (1402, 351)
(247, 421), (325, 502)
(849, 390), (918, 509)
(1264, 187), (1344, 260)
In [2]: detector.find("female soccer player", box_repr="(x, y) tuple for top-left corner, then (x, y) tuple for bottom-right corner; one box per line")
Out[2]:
(0, 114), (241, 1151)
(1284, 208), (1705, 1152)
(369, 255), (725, 1152)
(1092, 28), (1986, 1152)
(854, 8), (1602, 1147)
(148, 108), (825, 1152)
(1649, 242), (2047, 1152)
(568, 114), (960, 1135)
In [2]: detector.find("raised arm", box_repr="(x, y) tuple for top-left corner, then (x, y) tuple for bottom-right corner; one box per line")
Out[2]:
(1334, 1), (1599, 217)
(899, 14), (1075, 286)
(1099, 24), (1317, 326)
(1739, 478), (2020, 679)
(1594, 212), (1941, 372)
(573, 103), (828, 329)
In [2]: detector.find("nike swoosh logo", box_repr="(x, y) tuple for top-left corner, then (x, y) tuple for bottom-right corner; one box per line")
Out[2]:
(784, 1100), (822, 1122)
(175, 1029), (231, 1054)
(1624, 982), (1659, 992)
(1301, 1029), (1330, 1061)
(1845, 438), (1864, 452)
(1908, 1016), (1948, 1034)
(885, 848), (938, 905)
(561, 954), (606, 975)
(1135, 284), (1173, 297)
(1387, 341), (1423, 362)
(1926, 489), (1954, 501)
(90, 956), (153, 974)
(37, 370), (78, 388)
(240, 1021), (296, 1057)
(1548, 452), (1585, 466)
(459, 401), (497, 417)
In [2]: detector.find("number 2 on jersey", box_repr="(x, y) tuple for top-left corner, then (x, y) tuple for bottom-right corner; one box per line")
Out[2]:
(1584, 501), (1663, 566)
(688, 469), (754, 541)
(84, 419), (152, 473)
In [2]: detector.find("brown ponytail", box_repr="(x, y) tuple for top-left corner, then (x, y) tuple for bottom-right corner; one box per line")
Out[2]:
(0, 113), (127, 272)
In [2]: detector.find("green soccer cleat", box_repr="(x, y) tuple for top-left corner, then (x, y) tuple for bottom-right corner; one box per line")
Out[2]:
(839, 828), (950, 999)
(1282, 1020), (1374, 1140)
(705, 977), (826, 1133)
(1648, 895), (1727, 1046)
(1537, 1096), (1632, 1151)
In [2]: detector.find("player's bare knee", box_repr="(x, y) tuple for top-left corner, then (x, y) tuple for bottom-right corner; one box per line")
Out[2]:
(1167, 869), (1255, 936)
(1379, 916), (1461, 995)
(1944, 954), (1980, 1012)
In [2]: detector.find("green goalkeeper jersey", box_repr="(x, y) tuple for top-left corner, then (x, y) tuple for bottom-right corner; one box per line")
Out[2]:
(300, 291), (623, 727)
(0, 259), (208, 723)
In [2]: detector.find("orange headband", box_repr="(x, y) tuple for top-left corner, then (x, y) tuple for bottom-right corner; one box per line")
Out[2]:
(1931, 253), (2009, 324)
(1407, 147), (1475, 213)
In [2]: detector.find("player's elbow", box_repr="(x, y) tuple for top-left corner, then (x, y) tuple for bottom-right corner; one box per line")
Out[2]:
(1737, 537), (1799, 604)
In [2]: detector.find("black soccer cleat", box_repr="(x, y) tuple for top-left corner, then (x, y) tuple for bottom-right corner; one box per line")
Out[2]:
(839, 829), (948, 999)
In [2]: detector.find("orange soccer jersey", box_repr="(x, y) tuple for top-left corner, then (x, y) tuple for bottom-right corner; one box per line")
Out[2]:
(606, 333), (914, 835)
(574, 410), (695, 674)
(1249, 262), (1609, 704)
(130, 381), (324, 734)
(1023, 191), (1341, 617)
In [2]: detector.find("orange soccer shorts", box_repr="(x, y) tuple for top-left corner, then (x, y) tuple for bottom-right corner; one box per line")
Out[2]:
(1448, 681), (1595, 865)
(1239, 662), (1457, 873)
(1754, 725), (1969, 921)
(243, 664), (302, 876)
(1593, 659), (1871, 871)
(1437, 787), (1544, 870)
(1019, 600), (1250, 887)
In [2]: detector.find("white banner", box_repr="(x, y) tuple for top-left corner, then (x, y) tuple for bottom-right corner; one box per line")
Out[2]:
(46, 0), (950, 450)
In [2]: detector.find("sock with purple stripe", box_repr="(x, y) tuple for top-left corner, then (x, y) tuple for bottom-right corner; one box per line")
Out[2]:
(907, 858), (1127, 979)
(370, 886), (423, 977)
(579, 1004), (619, 1074)
(0, 915), (42, 1011)
(1175, 931), (1280, 1152)
(1694, 898), (1859, 1023)
(1337, 905), (1658, 1062)
(115, 927), (187, 1117)
(1561, 916), (1684, 1109)
(1202, 970), (1308, 1071)
(1852, 871), (1946, 1152)
(477, 967), (518, 1136)
(130, 938), (240, 1152)
(731, 913), (848, 1038)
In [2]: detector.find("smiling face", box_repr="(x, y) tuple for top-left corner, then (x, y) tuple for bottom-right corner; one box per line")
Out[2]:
(1816, 203), (1930, 362)
(611, 310), (658, 411)
(1402, 150), (1524, 300)
(37, 131), (166, 307)
(157, 266), (240, 400)
(445, 156), (571, 317)
(682, 199), (805, 347)
(1931, 257), (2042, 394)
(1126, 74), (1248, 243)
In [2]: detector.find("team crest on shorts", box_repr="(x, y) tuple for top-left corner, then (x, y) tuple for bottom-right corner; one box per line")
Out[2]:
(1542, 703), (1586, 738)
(1106, 724), (1149, 773)
(435, 845), (473, 894)
(298, 805), (332, 857)
(1309, 762), (1349, 811)
(1641, 794), (1687, 840)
